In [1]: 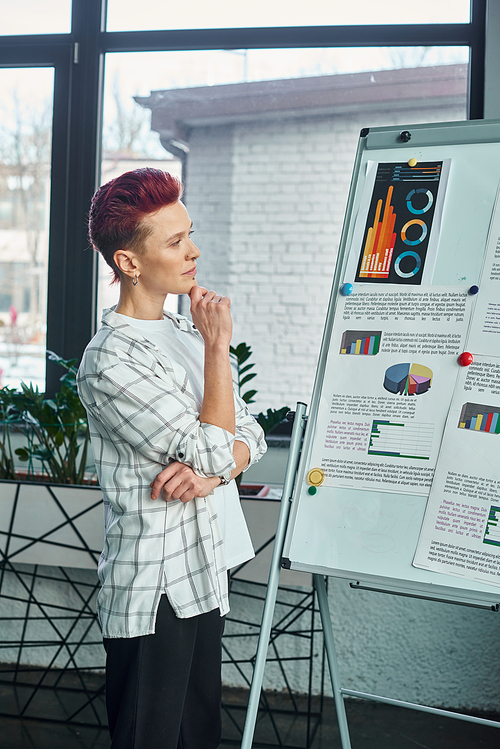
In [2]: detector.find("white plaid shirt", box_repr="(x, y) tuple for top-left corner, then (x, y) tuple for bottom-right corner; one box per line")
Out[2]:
(77, 307), (266, 638)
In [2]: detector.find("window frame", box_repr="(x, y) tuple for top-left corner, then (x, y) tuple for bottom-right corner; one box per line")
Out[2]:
(0, 0), (487, 393)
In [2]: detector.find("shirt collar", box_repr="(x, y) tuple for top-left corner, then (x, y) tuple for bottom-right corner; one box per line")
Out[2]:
(101, 305), (199, 343)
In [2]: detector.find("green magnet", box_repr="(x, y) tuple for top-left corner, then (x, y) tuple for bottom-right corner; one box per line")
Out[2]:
(308, 486), (317, 495)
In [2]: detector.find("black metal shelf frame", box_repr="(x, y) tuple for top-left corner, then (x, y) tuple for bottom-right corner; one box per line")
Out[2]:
(0, 480), (325, 748)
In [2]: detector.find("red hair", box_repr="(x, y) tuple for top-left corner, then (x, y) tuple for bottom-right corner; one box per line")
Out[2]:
(88, 168), (183, 283)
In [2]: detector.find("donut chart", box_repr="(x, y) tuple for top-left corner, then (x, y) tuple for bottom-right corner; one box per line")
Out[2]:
(383, 362), (433, 396)
(401, 219), (428, 246)
(394, 250), (421, 278)
(406, 188), (434, 215)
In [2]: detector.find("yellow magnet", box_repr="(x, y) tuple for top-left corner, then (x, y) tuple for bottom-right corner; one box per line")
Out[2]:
(408, 158), (417, 167)
(307, 468), (325, 487)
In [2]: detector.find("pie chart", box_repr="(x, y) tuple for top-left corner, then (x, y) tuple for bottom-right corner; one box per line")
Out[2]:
(383, 362), (433, 396)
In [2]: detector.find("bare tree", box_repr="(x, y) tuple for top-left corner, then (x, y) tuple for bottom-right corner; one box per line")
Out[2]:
(388, 47), (433, 69)
(104, 72), (157, 157)
(0, 90), (51, 337)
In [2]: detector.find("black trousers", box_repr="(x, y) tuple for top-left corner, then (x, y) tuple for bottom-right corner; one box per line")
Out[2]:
(103, 595), (225, 749)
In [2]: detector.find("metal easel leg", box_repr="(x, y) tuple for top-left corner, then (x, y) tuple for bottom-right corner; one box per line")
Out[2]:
(313, 574), (352, 749)
(240, 402), (307, 749)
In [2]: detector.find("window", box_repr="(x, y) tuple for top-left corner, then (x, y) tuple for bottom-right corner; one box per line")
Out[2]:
(0, 0), (488, 395)
(0, 67), (53, 389)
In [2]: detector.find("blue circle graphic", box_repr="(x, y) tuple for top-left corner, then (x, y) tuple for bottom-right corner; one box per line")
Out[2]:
(394, 251), (422, 278)
(406, 188), (433, 215)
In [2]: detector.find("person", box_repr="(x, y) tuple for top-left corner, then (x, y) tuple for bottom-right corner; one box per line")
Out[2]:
(77, 168), (266, 749)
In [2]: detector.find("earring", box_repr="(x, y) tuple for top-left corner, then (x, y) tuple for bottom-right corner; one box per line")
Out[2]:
(132, 275), (138, 286)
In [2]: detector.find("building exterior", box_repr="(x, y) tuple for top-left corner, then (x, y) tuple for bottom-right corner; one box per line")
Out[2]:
(138, 64), (467, 413)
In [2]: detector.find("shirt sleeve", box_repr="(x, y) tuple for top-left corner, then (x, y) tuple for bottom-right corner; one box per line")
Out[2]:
(78, 355), (236, 479)
(234, 390), (267, 471)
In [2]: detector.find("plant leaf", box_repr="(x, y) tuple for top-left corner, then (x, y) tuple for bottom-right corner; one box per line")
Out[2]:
(238, 363), (255, 375)
(257, 406), (290, 435)
(239, 372), (257, 388)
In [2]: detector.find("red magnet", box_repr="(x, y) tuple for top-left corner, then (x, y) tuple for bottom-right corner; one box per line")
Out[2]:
(458, 352), (473, 366)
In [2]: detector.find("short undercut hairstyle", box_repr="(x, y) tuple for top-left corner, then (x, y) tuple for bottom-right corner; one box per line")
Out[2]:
(88, 167), (183, 283)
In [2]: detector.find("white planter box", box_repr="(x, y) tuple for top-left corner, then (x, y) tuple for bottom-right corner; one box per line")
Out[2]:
(0, 480), (103, 569)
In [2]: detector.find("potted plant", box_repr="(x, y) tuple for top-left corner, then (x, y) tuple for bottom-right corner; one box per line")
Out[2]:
(0, 352), (103, 569)
(230, 342), (289, 496)
(0, 352), (93, 484)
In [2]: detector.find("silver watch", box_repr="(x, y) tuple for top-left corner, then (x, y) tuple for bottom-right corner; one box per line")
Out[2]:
(218, 473), (231, 486)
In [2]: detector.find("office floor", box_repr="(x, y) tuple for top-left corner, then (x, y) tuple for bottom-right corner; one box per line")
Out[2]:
(0, 684), (498, 749)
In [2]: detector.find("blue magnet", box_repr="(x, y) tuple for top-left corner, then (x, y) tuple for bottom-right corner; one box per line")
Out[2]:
(340, 283), (353, 296)
(469, 285), (479, 295)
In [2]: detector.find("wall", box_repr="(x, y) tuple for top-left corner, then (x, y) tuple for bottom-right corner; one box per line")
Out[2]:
(485, 0), (500, 119)
(224, 575), (500, 712)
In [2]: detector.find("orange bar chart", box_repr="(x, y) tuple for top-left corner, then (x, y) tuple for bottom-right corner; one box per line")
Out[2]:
(358, 185), (396, 279)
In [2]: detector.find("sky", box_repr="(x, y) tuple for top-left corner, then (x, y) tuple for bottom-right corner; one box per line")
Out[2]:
(105, 0), (470, 31)
(0, 0), (471, 35)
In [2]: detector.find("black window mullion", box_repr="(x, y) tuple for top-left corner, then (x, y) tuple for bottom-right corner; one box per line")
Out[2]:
(100, 23), (474, 54)
(45, 0), (104, 394)
(468, 0), (486, 119)
(45, 46), (74, 383)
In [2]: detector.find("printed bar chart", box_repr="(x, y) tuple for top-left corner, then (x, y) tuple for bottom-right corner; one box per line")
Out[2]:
(368, 420), (434, 460)
(483, 506), (500, 547)
(340, 330), (381, 355)
(458, 402), (500, 433)
(355, 161), (444, 285)
(358, 185), (396, 279)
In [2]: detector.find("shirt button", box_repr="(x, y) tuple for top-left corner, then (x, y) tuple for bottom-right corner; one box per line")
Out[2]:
(178, 452), (185, 459)
(192, 325), (197, 330)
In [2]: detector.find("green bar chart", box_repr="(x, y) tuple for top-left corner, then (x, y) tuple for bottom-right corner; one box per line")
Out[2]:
(368, 420), (434, 460)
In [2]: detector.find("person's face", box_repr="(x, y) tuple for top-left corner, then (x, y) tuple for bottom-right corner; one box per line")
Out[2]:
(135, 201), (200, 296)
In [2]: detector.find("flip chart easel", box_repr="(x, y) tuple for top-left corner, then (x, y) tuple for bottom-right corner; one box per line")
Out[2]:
(241, 119), (500, 748)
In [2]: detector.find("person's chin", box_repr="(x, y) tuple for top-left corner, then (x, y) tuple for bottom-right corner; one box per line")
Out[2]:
(180, 278), (197, 294)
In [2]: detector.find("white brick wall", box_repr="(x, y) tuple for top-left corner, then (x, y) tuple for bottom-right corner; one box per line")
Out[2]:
(187, 103), (465, 413)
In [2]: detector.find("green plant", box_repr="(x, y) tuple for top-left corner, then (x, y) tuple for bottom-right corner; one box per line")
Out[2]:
(0, 352), (93, 484)
(230, 342), (257, 404)
(230, 341), (290, 437)
(230, 341), (290, 490)
(256, 406), (291, 436)
(0, 386), (20, 480)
